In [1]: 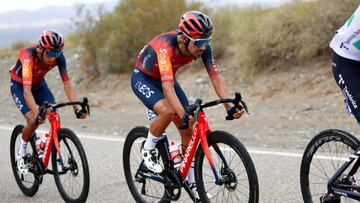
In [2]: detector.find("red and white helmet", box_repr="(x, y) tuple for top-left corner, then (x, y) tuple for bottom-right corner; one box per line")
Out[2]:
(39, 29), (64, 52)
(179, 11), (213, 38)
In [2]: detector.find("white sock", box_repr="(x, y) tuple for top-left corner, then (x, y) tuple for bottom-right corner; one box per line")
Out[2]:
(19, 138), (28, 157)
(143, 131), (164, 150)
(187, 160), (195, 184)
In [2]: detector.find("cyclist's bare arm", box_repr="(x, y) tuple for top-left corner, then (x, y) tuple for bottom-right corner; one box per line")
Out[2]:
(209, 74), (244, 119)
(63, 80), (87, 119)
(209, 74), (231, 109)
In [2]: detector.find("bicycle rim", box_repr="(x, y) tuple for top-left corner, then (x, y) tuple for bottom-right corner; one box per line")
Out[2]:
(195, 130), (259, 203)
(300, 129), (360, 203)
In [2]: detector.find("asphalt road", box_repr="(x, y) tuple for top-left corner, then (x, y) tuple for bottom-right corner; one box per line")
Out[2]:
(0, 126), (304, 203)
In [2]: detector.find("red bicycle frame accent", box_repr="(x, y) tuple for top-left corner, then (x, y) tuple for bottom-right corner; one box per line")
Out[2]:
(40, 111), (62, 167)
(178, 111), (216, 180)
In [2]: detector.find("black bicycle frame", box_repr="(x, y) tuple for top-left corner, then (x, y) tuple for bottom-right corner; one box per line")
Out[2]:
(328, 145), (360, 200)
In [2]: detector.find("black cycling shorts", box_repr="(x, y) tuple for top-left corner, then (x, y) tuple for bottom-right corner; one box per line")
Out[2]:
(332, 51), (360, 124)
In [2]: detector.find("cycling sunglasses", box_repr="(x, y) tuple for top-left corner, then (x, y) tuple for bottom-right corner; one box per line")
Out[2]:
(45, 50), (62, 58)
(183, 32), (211, 48)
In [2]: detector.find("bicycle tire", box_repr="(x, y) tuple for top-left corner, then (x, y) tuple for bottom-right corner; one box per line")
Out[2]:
(10, 125), (39, 196)
(195, 130), (259, 203)
(300, 129), (360, 203)
(52, 128), (90, 203)
(123, 126), (170, 203)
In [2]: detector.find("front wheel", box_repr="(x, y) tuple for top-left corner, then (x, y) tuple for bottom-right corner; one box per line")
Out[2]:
(300, 129), (360, 203)
(195, 130), (259, 203)
(10, 125), (40, 196)
(52, 128), (90, 203)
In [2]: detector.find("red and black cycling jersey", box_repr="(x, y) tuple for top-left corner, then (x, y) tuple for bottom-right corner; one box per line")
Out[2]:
(135, 30), (220, 83)
(9, 45), (70, 86)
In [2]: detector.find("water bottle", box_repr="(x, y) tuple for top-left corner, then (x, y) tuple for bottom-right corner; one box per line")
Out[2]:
(38, 133), (49, 158)
(169, 141), (182, 169)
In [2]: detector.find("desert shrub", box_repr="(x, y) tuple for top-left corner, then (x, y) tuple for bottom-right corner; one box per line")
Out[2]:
(233, 0), (360, 73)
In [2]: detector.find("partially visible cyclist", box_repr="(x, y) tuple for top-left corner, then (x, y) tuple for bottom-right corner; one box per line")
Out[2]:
(330, 5), (360, 126)
(9, 29), (88, 175)
(131, 11), (244, 196)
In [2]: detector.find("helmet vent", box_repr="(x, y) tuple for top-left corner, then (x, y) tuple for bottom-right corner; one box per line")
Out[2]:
(190, 19), (202, 32)
(184, 21), (194, 32)
(46, 35), (54, 47)
(41, 37), (47, 47)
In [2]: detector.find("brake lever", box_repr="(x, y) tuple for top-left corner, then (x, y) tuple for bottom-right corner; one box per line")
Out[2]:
(86, 104), (91, 116)
(81, 97), (90, 116)
(234, 92), (250, 115)
(240, 100), (250, 115)
(39, 102), (49, 119)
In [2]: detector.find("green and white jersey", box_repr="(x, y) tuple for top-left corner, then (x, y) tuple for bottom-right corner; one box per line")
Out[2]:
(330, 5), (360, 61)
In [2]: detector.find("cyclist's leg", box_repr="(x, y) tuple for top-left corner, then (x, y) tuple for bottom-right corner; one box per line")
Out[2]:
(10, 79), (35, 141)
(10, 80), (37, 173)
(332, 51), (360, 125)
(131, 69), (172, 173)
(24, 80), (55, 142)
(131, 69), (172, 138)
(172, 78), (191, 149)
(171, 79), (197, 190)
(32, 80), (56, 105)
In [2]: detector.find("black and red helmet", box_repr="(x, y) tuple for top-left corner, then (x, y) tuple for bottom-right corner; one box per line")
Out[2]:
(39, 29), (64, 52)
(179, 11), (213, 38)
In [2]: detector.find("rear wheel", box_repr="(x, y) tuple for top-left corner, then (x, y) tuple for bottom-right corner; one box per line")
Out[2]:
(10, 125), (40, 196)
(195, 130), (259, 203)
(300, 129), (360, 203)
(52, 128), (90, 203)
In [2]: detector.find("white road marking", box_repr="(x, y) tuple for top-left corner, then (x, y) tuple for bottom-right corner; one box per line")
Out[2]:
(0, 125), (305, 158)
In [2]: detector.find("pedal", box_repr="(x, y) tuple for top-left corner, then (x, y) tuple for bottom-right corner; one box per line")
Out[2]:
(320, 194), (340, 203)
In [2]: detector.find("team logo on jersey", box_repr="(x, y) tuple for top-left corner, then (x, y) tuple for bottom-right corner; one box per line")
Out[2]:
(159, 48), (168, 65)
(23, 59), (31, 78)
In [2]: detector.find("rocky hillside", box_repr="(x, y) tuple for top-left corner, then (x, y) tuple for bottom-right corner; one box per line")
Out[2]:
(1, 52), (360, 150)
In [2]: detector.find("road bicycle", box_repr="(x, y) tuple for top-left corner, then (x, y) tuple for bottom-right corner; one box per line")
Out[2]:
(300, 129), (360, 203)
(10, 98), (90, 203)
(123, 92), (259, 202)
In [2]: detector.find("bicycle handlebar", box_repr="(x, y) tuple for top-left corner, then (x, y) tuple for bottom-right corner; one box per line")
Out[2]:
(187, 92), (249, 115)
(38, 97), (90, 119)
(178, 92), (249, 129)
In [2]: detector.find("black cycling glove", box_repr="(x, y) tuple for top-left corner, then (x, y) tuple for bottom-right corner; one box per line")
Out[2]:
(75, 109), (87, 119)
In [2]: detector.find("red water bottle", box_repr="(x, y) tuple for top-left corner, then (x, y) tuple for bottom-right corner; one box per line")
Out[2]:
(169, 141), (182, 169)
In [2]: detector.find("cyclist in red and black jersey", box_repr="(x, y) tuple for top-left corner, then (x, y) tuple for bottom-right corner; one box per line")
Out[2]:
(10, 29), (87, 174)
(131, 11), (244, 196)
